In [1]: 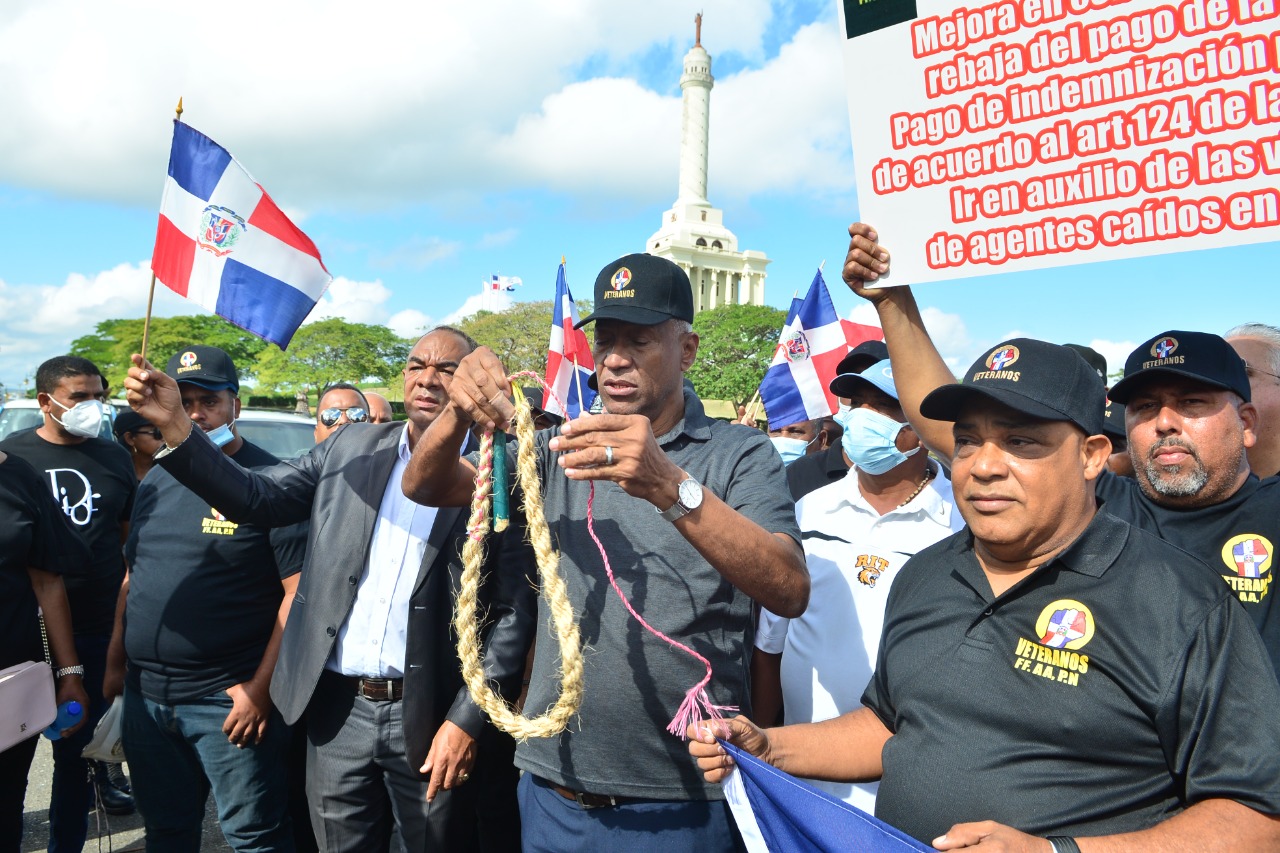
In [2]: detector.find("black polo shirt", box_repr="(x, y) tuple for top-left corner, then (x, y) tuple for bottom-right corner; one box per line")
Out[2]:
(862, 511), (1280, 844)
(1096, 471), (1280, 678)
(786, 443), (850, 500)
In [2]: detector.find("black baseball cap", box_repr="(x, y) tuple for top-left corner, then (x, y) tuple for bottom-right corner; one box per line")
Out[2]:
(523, 387), (563, 426)
(1101, 398), (1125, 442)
(1107, 330), (1250, 404)
(575, 254), (694, 328)
(832, 339), (889, 382)
(920, 338), (1105, 435)
(113, 409), (154, 438)
(1064, 344), (1107, 381)
(165, 345), (239, 393)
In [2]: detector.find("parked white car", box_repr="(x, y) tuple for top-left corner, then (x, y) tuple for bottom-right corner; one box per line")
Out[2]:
(0, 400), (315, 460)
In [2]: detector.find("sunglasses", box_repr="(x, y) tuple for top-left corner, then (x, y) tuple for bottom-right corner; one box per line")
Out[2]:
(319, 406), (368, 428)
(129, 428), (163, 440)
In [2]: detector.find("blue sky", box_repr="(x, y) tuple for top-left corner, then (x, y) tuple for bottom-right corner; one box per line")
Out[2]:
(0, 0), (1276, 394)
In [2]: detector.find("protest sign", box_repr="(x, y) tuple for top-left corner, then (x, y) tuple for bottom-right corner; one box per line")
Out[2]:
(838, 0), (1280, 283)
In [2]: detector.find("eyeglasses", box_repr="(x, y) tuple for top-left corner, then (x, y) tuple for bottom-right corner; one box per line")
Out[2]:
(129, 428), (163, 440)
(319, 407), (368, 428)
(1246, 364), (1280, 383)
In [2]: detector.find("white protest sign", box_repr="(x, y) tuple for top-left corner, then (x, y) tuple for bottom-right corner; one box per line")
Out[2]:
(837, 0), (1280, 283)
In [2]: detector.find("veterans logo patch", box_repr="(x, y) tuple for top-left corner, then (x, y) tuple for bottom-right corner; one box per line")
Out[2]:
(1035, 599), (1095, 650)
(985, 345), (1020, 371)
(611, 267), (633, 291)
(1222, 534), (1273, 579)
(179, 351), (198, 368)
(1152, 337), (1178, 359)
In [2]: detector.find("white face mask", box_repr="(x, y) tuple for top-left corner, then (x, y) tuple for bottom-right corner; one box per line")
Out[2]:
(49, 397), (105, 439)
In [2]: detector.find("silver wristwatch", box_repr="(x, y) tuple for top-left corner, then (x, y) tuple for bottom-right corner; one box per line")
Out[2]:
(658, 477), (704, 522)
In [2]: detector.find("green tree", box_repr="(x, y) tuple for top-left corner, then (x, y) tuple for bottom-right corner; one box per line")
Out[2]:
(686, 304), (787, 406)
(457, 300), (593, 376)
(253, 318), (411, 393)
(69, 315), (270, 391)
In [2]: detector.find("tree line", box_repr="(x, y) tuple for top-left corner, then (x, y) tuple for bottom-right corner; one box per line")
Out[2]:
(69, 301), (786, 406)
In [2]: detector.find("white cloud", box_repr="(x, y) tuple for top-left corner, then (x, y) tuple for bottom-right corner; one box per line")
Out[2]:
(304, 277), (395, 326)
(442, 292), (514, 326)
(387, 309), (433, 340)
(1086, 338), (1138, 378)
(0, 2), (846, 208)
(476, 229), (519, 249)
(370, 237), (462, 270)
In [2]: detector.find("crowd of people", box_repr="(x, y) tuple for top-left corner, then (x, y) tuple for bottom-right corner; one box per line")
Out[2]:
(2, 227), (1279, 853)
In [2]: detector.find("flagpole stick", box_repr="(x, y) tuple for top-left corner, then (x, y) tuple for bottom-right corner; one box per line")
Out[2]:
(141, 97), (185, 363)
(743, 388), (762, 425)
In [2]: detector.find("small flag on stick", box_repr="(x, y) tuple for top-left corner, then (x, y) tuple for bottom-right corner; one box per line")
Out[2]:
(544, 261), (596, 420)
(757, 269), (847, 430)
(151, 120), (331, 350)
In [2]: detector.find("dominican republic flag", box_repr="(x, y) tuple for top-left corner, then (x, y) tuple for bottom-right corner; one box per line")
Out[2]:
(544, 263), (596, 419)
(722, 741), (931, 853)
(758, 270), (847, 431)
(151, 121), (330, 350)
(489, 274), (522, 292)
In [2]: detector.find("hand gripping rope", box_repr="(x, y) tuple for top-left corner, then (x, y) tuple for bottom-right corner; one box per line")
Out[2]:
(455, 373), (733, 742)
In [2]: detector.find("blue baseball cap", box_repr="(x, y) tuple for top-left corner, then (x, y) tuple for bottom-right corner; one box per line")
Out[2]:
(830, 358), (898, 401)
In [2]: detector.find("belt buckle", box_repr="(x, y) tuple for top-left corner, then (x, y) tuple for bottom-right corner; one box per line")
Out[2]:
(574, 791), (619, 810)
(358, 677), (393, 701)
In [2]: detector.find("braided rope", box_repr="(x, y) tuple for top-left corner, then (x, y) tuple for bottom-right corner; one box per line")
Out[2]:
(454, 376), (584, 740)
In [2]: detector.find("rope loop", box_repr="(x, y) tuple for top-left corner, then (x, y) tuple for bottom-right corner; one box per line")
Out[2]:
(455, 374), (584, 740)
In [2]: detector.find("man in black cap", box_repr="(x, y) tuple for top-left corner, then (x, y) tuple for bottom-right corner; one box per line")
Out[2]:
(107, 345), (306, 851)
(692, 339), (1280, 851)
(839, 224), (1280, 677)
(784, 339), (888, 500)
(403, 252), (807, 852)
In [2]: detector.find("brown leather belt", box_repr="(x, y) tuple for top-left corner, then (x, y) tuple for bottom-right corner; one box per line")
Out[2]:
(550, 783), (641, 809)
(338, 674), (404, 702)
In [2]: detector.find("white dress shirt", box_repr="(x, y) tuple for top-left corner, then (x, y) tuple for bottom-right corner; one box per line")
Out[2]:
(329, 425), (438, 678)
(756, 468), (965, 811)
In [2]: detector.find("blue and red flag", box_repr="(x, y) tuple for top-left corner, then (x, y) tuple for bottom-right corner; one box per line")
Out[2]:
(757, 270), (847, 430)
(151, 121), (331, 350)
(544, 262), (597, 420)
(721, 740), (932, 853)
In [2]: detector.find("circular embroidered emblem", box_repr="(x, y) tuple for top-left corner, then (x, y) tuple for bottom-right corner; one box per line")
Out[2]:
(1222, 534), (1273, 579)
(1035, 599), (1095, 650)
(1151, 337), (1178, 359)
(985, 345), (1020, 371)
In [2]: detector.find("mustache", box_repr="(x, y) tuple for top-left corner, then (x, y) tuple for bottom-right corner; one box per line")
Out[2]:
(1148, 436), (1200, 463)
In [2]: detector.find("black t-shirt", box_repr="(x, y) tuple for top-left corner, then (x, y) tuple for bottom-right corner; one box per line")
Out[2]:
(786, 443), (850, 501)
(1096, 470), (1280, 678)
(123, 440), (306, 703)
(0, 429), (135, 635)
(0, 454), (90, 669)
(862, 512), (1280, 843)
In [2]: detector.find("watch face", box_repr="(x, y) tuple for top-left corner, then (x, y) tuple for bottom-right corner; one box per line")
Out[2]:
(678, 478), (703, 510)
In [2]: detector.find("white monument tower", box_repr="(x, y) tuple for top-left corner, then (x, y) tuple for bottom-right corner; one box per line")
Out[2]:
(646, 13), (770, 312)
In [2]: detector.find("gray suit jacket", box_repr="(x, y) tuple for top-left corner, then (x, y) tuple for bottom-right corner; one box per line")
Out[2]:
(156, 422), (536, 768)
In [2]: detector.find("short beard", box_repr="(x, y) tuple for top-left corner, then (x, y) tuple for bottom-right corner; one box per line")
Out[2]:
(1138, 436), (1242, 502)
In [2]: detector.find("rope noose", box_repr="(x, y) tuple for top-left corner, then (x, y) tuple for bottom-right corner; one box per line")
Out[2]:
(454, 381), (584, 740)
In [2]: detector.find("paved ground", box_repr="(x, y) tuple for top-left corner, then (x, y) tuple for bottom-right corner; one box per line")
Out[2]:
(22, 737), (229, 852)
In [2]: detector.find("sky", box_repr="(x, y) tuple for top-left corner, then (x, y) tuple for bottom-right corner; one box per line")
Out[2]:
(0, 0), (1277, 395)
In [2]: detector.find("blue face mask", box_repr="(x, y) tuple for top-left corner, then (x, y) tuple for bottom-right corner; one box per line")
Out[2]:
(205, 418), (237, 448)
(834, 406), (918, 475)
(770, 435), (813, 466)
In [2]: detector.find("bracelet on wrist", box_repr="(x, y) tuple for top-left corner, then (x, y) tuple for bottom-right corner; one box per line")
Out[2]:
(154, 422), (194, 459)
(1047, 837), (1081, 853)
(56, 665), (85, 679)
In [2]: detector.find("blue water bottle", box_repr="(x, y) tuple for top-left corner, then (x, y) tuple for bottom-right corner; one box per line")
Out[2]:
(43, 701), (83, 740)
